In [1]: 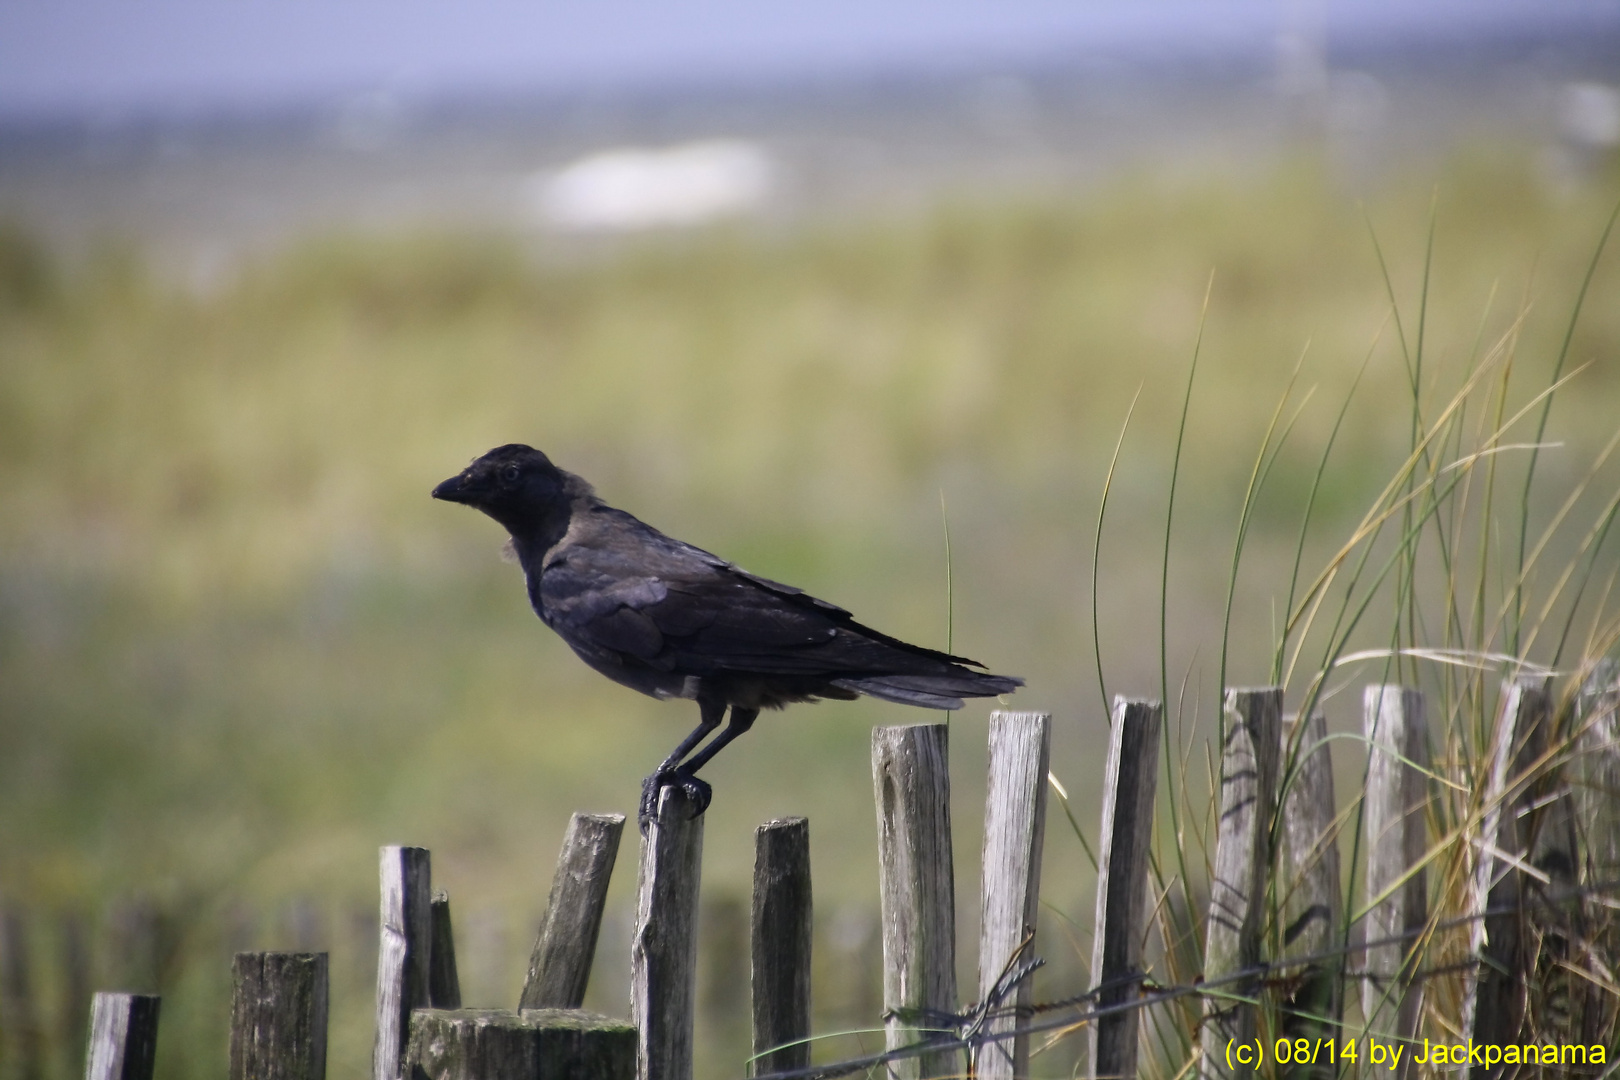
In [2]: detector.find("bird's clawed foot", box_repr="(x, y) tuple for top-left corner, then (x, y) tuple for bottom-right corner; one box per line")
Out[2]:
(638, 767), (712, 834)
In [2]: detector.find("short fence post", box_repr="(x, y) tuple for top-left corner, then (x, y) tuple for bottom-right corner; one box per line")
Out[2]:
(521, 813), (626, 1010)
(632, 788), (704, 1080)
(1464, 676), (1550, 1065)
(1360, 685), (1427, 1069)
(752, 818), (812, 1076)
(428, 893), (461, 1010)
(976, 710), (1051, 1080)
(85, 992), (160, 1080)
(1278, 711), (1342, 1079)
(374, 846), (432, 1080)
(1200, 687), (1281, 1079)
(407, 1009), (636, 1080)
(1088, 698), (1161, 1080)
(230, 952), (329, 1080)
(871, 724), (957, 1080)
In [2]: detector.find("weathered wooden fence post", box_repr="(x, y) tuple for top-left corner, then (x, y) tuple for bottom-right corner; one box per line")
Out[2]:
(1575, 660), (1620, 881)
(1088, 698), (1161, 1080)
(872, 724), (957, 1080)
(632, 788), (704, 1080)
(407, 1009), (636, 1080)
(1200, 687), (1281, 1079)
(522, 813), (626, 1011)
(752, 818), (812, 1076)
(976, 710), (1051, 1080)
(85, 992), (160, 1080)
(230, 952), (329, 1080)
(428, 892), (461, 1010)
(1464, 675), (1550, 1068)
(1278, 711), (1342, 1080)
(374, 846), (432, 1080)
(1360, 685), (1426, 1071)
(1575, 660), (1620, 1048)
(399, 822), (635, 1080)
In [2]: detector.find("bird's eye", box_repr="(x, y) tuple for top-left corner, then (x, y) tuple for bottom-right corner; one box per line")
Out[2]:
(502, 464), (521, 484)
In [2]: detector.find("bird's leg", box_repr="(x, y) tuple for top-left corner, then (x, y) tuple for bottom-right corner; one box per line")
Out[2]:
(654, 697), (725, 775)
(649, 705), (760, 828)
(639, 697), (724, 831)
(677, 706), (758, 776)
(638, 704), (761, 832)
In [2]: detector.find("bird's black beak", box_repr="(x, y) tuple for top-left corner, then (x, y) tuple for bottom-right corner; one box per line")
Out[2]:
(432, 473), (475, 504)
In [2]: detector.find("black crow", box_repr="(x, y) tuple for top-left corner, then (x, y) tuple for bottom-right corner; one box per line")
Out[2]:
(433, 444), (1021, 829)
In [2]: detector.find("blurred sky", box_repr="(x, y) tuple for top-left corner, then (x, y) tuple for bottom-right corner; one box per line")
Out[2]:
(3, 0), (1617, 120)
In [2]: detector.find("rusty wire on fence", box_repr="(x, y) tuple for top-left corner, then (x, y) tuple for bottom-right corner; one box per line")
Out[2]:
(750, 877), (1620, 1080)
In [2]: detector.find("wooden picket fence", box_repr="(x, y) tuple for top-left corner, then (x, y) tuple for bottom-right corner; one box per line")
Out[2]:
(60, 667), (1620, 1079)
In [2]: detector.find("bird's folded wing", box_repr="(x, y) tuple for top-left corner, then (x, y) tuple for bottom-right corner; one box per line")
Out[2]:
(542, 548), (873, 671)
(539, 553), (673, 658)
(541, 512), (975, 677)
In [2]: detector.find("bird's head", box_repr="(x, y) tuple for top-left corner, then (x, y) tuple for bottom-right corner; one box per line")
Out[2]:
(432, 444), (579, 533)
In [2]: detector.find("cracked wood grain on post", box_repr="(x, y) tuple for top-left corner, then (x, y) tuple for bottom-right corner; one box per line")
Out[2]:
(230, 952), (329, 1080)
(1200, 688), (1280, 1080)
(752, 817), (812, 1076)
(86, 993), (160, 1080)
(977, 711), (1050, 1080)
(632, 790), (702, 1080)
(1361, 686), (1427, 1075)
(1089, 698), (1160, 1080)
(872, 724), (957, 1080)
(374, 846), (431, 1080)
(1279, 711), (1342, 1080)
(521, 813), (625, 1010)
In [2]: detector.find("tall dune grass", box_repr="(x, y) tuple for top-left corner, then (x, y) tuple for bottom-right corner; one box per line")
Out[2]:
(1083, 196), (1620, 1078)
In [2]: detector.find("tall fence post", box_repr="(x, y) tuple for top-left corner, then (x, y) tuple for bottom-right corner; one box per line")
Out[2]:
(1361, 685), (1427, 1072)
(1200, 687), (1281, 1079)
(871, 724), (957, 1080)
(976, 710), (1051, 1080)
(374, 846), (431, 1080)
(752, 818), (812, 1077)
(1278, 710), (1342, 1079)
(632, 788), (704, 1080)
(428, 893), (461, 1010)
(1575, 660), (1620, 1048)
(85, 993), (160, 1080)
(1575, 660), (1620, 882)
(522, 813), (626, 1011)
(1088, 698), (1162, 1080)
(1464, 676), (1550, 1069)
(230, 952), (329, 1080)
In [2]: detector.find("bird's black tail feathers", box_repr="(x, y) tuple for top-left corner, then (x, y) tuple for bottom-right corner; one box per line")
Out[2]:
(832, 671), (1023, 710)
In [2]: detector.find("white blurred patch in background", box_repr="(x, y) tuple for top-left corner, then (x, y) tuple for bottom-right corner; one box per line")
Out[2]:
(1559, 81), (1620, 149)
(530, 139), (774, 231)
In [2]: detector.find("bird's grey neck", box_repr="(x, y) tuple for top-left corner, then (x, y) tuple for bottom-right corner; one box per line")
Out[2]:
(508, 495), (597, 574)
(508, 521), (562, 573)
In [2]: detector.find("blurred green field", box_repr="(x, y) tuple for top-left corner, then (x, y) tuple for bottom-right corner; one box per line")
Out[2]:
(1, 142), (1617, 1078)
